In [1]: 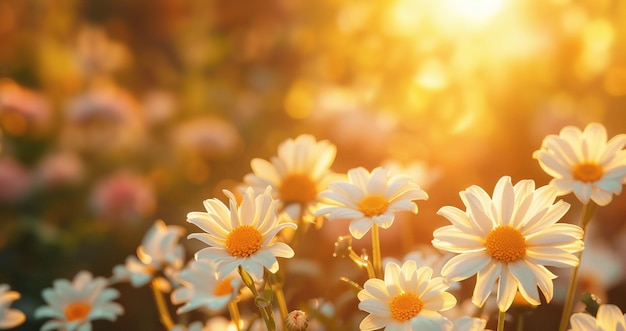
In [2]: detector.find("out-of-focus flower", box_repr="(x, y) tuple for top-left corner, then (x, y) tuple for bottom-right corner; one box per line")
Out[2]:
(0, 157), (32, 203)
(0, 284), (25, 329)
(34, 270), (124, 331)
(171, 318), (240, 331)
(90, 171), (156, 223)
(73, 25), (131, 77)
(187, 186), (297, 281)
(143, 90), (177, 126)
(450, 317), (491, 331)
(112, 220), (185, 288)
(569, 304), (626, 331)
(171, 259), (242, 314)
(61, 84), (145, 155)
(0, 79), (52, 137)
(171, 116), (242, 161)
(381, 160), (442, 190)
(243, 134), (337, 223)
(357, 261), (456, 331)
(533, 122), (626, 206)
(432, 176), (583, 312)
(35, 151), (85, 189)
(316, 167), (428, 239)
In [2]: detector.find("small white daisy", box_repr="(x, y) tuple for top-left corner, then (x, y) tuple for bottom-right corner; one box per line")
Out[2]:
(533, 122), (626, 206)
(0, 284), (26, 329)
(357, 261), (457, 331)
(35, 270), (124, 331)
(569, 304), (626, 331)
(112, 220), (185, 288)
(316, 167), (428, 239)
(432, 176), (584, 312)
(242, 134), (337, 222)
(187, 186), (297, 281)
(171, 259), (242, 314)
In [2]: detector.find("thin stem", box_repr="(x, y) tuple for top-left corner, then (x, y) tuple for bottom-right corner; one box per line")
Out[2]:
(228, 301), (242, 331)
(558, 202), (596, 331)
(150, 279), (174, 330)
(371, 224), (383, 278)
(348, 249), (376, 279)
(275, 285), (288, 328)
(497, 310), (506, 331)
(517, 313), (524, 331)
(238, 266), (276, 331)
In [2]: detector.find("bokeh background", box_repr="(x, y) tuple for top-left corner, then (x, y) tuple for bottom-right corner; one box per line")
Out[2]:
(1, 0), (626, 330)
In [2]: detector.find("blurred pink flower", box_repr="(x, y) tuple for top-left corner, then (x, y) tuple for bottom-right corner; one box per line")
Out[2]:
(74, 25), (131, 77)
(171, 116), (242, 160)
(0, 157), (32, 203)
(61, 84), (145, 155)
(0, 79), (52, 137)
(35, 151), (85, 189)
(90, 171), (156, 223)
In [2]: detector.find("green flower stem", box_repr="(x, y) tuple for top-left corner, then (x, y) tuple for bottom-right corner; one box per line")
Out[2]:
(497, 310), (506, 331)
(150, 279), (174, 330)
(348, 249), (376, 279)
(228, 301), (242, 331)
(238, 266), (276, 331)
(558, 202), (596, 331)
(371, 224), (383, 278)
(517, 313), (524, 331)
(268, 273), (288, 329)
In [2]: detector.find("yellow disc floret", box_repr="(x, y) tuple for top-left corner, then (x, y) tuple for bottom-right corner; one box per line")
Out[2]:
(358, 195), (389, 217)
(572, 162), (604, 183)
(280, 173), (318, 205)
(389, 292), (423, 322)
(485, 226), (527, 263)
(64, 302), (91, 321)
(213, 276), (235, 296)
(226, 225), (263, 258)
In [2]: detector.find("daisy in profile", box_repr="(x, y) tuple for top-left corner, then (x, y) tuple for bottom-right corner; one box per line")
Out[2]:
(171, 259), (242, 314)
(112, 220), (185, 288)
(187, 186), (297, 281)
(0, 284), (26, 329)
(316, 166), (428, 239)
(242, 134), (337, 223)
(569, 304), (626, 331)
(35, 271), (124, 331)
(533, 122), (626, 206)
(432, 176), (584, 312)
(357, 261), (456, 331)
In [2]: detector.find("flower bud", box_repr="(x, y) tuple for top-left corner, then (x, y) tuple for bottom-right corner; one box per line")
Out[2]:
(285, 310), (308, 331)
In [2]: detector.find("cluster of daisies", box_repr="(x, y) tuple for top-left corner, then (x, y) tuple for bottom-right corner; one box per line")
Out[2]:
(2, 123), (626, 331)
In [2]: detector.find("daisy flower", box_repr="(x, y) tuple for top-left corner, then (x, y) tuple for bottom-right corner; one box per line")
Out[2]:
(533, 122), (626, 206)
(432, 176), (584, 312)
(187, 186), (297, 281)
(171, 259), (242, 314)
(357, 261), (456, 331)
(0, 284), (26, 329)
(35, 270), (124, 331)
(569, 304), (626, 331)
(316, 167), (428, 239)
(112, 219), (185, 288)
(242, 134), (337, 222)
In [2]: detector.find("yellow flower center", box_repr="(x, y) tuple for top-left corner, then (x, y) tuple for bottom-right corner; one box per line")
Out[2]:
(485, 226), (527, 263)
(389, 292), (423, 322)
(226, 225), (263, 258)
(358, 195), (389, 217)
(213, 276), (235, 296)
(64, 302), (91, 322)
(280, 173), (318, 205)
(572, 162), (604, 182)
